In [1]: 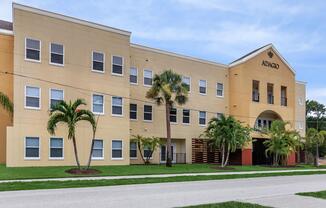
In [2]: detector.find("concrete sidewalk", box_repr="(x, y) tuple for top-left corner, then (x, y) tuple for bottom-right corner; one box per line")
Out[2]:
(1, 168), (326, 183)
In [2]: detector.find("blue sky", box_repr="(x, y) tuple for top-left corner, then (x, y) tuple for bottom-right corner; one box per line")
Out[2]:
(1, 0), (326, 103)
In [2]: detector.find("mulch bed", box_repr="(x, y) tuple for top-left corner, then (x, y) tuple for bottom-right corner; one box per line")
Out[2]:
(65, 168), (102, 175)
(210, 166), (235, 170)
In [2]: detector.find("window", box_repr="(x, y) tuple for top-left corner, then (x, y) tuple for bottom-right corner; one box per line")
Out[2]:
(144, 105), (153, 121)
(281, 86), (287, 106)
(170, 108), (177, 123)
(130, 103), (137, 120)
(216, 113), (223, 120)
(112, 56), (123, 75)
(92, 94), (104, 114)
(252, 80), (260, 102)
(199, 111), (206, 126)
(92, 51), (104, 72)
(25, 137), (40, 159)
(130, 142), (137, 159)
(144, 145), (152, 158)
(92, 139), (104, 159)
(216, 83), (224, 97)
(49, 138), (63, 159)
(267, 83), (274, 104)
(25, 38), (41, 62)
(199, 80), (207, 95)
(130, 67), (138, 84)
(50, 43), (64, 65)
(182, 76), (191, 92)
(25, 86), (41, 109)
(112, 97), (123, 116)
(183, 109), (190, 124)
(144, 69), (153, 86)
(112, 140), (123, 159)
(50, 89), (64, 109)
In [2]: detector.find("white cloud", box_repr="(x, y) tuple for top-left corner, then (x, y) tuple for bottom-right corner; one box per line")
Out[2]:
(307, 87), (326, 105)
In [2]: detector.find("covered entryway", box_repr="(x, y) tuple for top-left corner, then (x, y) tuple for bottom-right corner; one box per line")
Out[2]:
(252, 138), (272, 165)
(160, 139), (186, 164)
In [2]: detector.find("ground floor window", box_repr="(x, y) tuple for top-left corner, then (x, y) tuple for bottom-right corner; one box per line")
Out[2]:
(112, 140), (123, 159)
(92, 139), (104, 159)
(49, 138), (63, 159)
(130, 142), (137, 158)
(25, 137), (40, 159)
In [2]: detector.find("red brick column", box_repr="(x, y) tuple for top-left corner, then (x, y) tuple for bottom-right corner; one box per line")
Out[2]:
(242, 149), (252, 165)
(287, 152), (296, 166)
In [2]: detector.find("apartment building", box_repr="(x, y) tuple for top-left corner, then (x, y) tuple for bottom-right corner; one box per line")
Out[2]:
(0, 3), (306, 167)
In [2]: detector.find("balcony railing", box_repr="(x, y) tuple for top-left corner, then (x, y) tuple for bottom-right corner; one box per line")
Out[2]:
(252, 91), (260, 102)
(267, 95), (274, 104)
(281, 97), (287, 106)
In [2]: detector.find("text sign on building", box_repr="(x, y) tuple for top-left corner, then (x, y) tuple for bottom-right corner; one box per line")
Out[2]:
(261, 51), (279, 69)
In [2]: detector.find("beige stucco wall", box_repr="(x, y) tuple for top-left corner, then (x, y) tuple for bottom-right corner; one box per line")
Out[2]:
(7, 8), (131, 167)
(295, 82), (306, 136)
(0, 34), (13, 164)
(229, 49), (296, 148)
(129, 46), (228, 164)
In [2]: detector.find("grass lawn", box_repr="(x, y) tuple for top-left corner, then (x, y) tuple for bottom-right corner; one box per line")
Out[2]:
(297, 190), (326, 199)
(1, 170), (326, 192)
(0, 164), (324, 180)
(182, 201), (270, 208)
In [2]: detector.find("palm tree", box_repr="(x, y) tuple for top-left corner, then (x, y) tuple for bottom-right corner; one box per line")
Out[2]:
(305, 128), (326, 167)
(0, 91), (13, 114)
(202, 115), (251, 167)
(47, 99), (96, 170)
(264, 120), (302, 166)
(146, 70), (188, 167)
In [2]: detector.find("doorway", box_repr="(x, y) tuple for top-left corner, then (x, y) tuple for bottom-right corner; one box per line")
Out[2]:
(160, 143), (176, 163)
(252, 138), (272, 165)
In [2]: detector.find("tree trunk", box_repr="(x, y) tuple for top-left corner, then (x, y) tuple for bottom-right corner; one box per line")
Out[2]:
(223, 145), (231, 167)
(137, 142), (146, 164)
(72, 135), (81, 170)
(315, 143), (319, 167)
(221, 144), (225, 168)
(165, 103), (172, 167)
(86, 116), (99, 169)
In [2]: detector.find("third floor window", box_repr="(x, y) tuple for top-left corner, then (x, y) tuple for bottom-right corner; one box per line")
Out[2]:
(25, 38), (41, 62)
(112, 56), (123, 75)
(92, 51), (104, 72)
(252, 80), (259, 102)
(50, 43), (64, 66)
(281, 86), (287, 106)
(267, 83), (274, 104)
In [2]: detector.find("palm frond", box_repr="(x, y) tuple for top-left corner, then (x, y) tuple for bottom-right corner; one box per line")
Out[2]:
(47, 113), (67, 135)
(0, 92), (13, 114)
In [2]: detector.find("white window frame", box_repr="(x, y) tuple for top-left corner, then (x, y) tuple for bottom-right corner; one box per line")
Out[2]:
(49, 137), (64, 160)
(91, 51), (105, 73)
(199, 80), (207, 95)
(143, 69), (153, 87)
(130, 141), (137, 160)
(182, 109), (190, 125)
(129, 67), (138, 85)
(111, 96), (124, 117)
(199, 111), (207, 127)
(216, 82), (224, 97)
(92, 139), (104, 160)
(182, 76), (191, 93)
(49, 42), (64, 66)
(49, 88), (64, 109)
(111, 140), (123, 160)
(111, 55), (124, 76)
(92, 93), (105, 115)
(25, 37), (41, 63)
(25, 85), (41, 110)
(170, 107), (178, 124)
(129, 103), (138, 121)
(24, 137), (40, 160)
(143, 104), (153, 122)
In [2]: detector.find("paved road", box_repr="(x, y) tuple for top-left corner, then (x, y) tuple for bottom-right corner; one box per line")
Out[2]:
(0, 175), (325, 208)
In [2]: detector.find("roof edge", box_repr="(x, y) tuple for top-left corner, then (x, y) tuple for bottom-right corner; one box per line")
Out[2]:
(229, 44), (296, 75)
(296, 80), (307, 85)
(131, 43), (228, 68)
(0, 28), (13, 36)
(12, 3), (131, 37)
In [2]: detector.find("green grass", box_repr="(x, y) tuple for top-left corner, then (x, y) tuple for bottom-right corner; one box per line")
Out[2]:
(0, 164), (324, 181)
(1, 170), (326, 192)
(182, 201), (270, 208)
(297, 190), (326, 199)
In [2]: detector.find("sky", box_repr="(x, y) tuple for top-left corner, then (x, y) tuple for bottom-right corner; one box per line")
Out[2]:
(1, 0), (326, 104)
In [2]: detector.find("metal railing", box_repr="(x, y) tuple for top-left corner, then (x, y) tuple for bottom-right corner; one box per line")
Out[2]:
(281, 97), (287, 106)
(267, 95), (274, 104)
(252, 91), (260, 102)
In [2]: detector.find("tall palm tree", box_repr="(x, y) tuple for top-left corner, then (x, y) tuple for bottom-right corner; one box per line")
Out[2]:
(0, 91), (13, 114)
(203, 115), (251, 167)
(146, 70), (188, 167)
(47, 99), (96, 170)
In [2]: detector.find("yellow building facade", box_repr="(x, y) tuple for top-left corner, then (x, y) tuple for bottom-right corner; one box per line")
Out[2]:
(0, 3), (306, 167)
